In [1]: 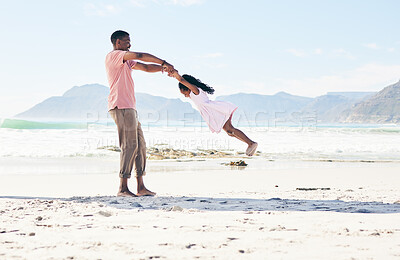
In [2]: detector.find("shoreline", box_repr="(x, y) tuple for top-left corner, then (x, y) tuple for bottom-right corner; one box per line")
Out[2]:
(2, 155), (400, 174)
(1, 157), (399, 201)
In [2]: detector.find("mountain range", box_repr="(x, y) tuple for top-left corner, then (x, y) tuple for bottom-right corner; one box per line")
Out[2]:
(337, 81), (400, 123)
(15, 80), (400, 124)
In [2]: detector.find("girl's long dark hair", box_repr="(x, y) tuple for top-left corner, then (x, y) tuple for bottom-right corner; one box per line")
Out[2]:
(179, 74), (215, 95)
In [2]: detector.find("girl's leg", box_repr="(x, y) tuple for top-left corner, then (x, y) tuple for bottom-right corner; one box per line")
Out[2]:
(223, 117), (255, 146)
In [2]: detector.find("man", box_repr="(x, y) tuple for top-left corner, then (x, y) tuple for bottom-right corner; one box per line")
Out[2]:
(105, 30), (174, 197)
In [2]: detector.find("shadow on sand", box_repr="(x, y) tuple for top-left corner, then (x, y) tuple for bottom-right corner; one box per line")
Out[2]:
(1, 195), (399, 214)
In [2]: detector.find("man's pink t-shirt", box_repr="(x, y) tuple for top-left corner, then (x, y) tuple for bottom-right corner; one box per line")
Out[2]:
(105, 50), (137, 110)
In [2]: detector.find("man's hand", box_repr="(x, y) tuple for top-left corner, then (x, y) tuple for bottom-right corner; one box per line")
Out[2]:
(162, 61), (175, 76)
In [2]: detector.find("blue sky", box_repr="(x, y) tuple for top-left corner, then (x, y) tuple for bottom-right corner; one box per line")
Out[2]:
(1, 0), (400, 118)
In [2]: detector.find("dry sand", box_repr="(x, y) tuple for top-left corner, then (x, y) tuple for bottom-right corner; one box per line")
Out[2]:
(0, 157), (399, 259)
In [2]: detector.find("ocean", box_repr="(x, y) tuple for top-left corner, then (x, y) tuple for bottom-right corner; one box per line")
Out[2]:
(1, 118), (400, 162)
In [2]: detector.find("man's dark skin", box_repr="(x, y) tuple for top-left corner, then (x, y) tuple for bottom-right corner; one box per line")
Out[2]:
(113, 35), (174, 197)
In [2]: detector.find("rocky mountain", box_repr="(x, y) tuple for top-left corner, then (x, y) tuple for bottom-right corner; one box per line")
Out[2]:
(15, 84), (315, 124)
(300, 92), (375, 123)
(14, 82), (399, 124)
(337, 80), (400, 124)
(216, 92), (313, 125)
(15, 84), (109, 120)
(15, 84), (200, 123)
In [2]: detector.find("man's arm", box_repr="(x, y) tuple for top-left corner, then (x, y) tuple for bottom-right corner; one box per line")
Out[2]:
(124, 51), (174, 73)
(132, 62), (164, 73)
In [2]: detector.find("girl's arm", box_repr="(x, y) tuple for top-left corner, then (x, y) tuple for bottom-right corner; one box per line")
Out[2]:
(172, 70), (200, 95)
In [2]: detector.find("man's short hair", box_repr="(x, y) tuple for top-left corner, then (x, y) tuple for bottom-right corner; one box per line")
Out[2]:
(111, 30), (129, 45)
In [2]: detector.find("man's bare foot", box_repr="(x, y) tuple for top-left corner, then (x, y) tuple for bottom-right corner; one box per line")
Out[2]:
(117, 190), (138, 197)
(137, 188), (156, 197)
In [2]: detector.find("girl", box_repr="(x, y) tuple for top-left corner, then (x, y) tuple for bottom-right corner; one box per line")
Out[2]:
(171, 70), (258, 156)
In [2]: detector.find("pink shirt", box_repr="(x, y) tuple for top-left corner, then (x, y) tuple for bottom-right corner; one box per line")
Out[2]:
(105, 50), (137, 110)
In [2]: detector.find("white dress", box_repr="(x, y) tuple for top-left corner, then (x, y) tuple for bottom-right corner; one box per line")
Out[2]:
(189, 89), (238, 133)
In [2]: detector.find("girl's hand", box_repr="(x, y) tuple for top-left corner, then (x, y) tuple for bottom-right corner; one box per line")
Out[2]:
(162, 61), (174, 75)
(171, 69), (180, 79)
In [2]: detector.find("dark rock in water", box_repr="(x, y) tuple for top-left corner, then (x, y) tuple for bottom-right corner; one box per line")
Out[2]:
(222, 160), (248, 166)
(231, 160), (247, 166)
(147, 147), (234, 160)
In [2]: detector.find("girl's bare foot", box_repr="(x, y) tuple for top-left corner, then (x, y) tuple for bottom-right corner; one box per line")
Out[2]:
(246, 142), (258, 156)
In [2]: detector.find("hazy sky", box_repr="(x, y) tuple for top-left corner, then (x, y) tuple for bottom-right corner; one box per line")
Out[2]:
(1, 0), (400, 118)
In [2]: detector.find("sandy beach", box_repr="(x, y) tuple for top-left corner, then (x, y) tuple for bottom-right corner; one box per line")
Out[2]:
(2, 0), (400, 258)
(1, 157), (399, 259)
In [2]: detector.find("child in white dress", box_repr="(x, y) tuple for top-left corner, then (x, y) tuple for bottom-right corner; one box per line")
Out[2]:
(172, 71), (258, 156)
